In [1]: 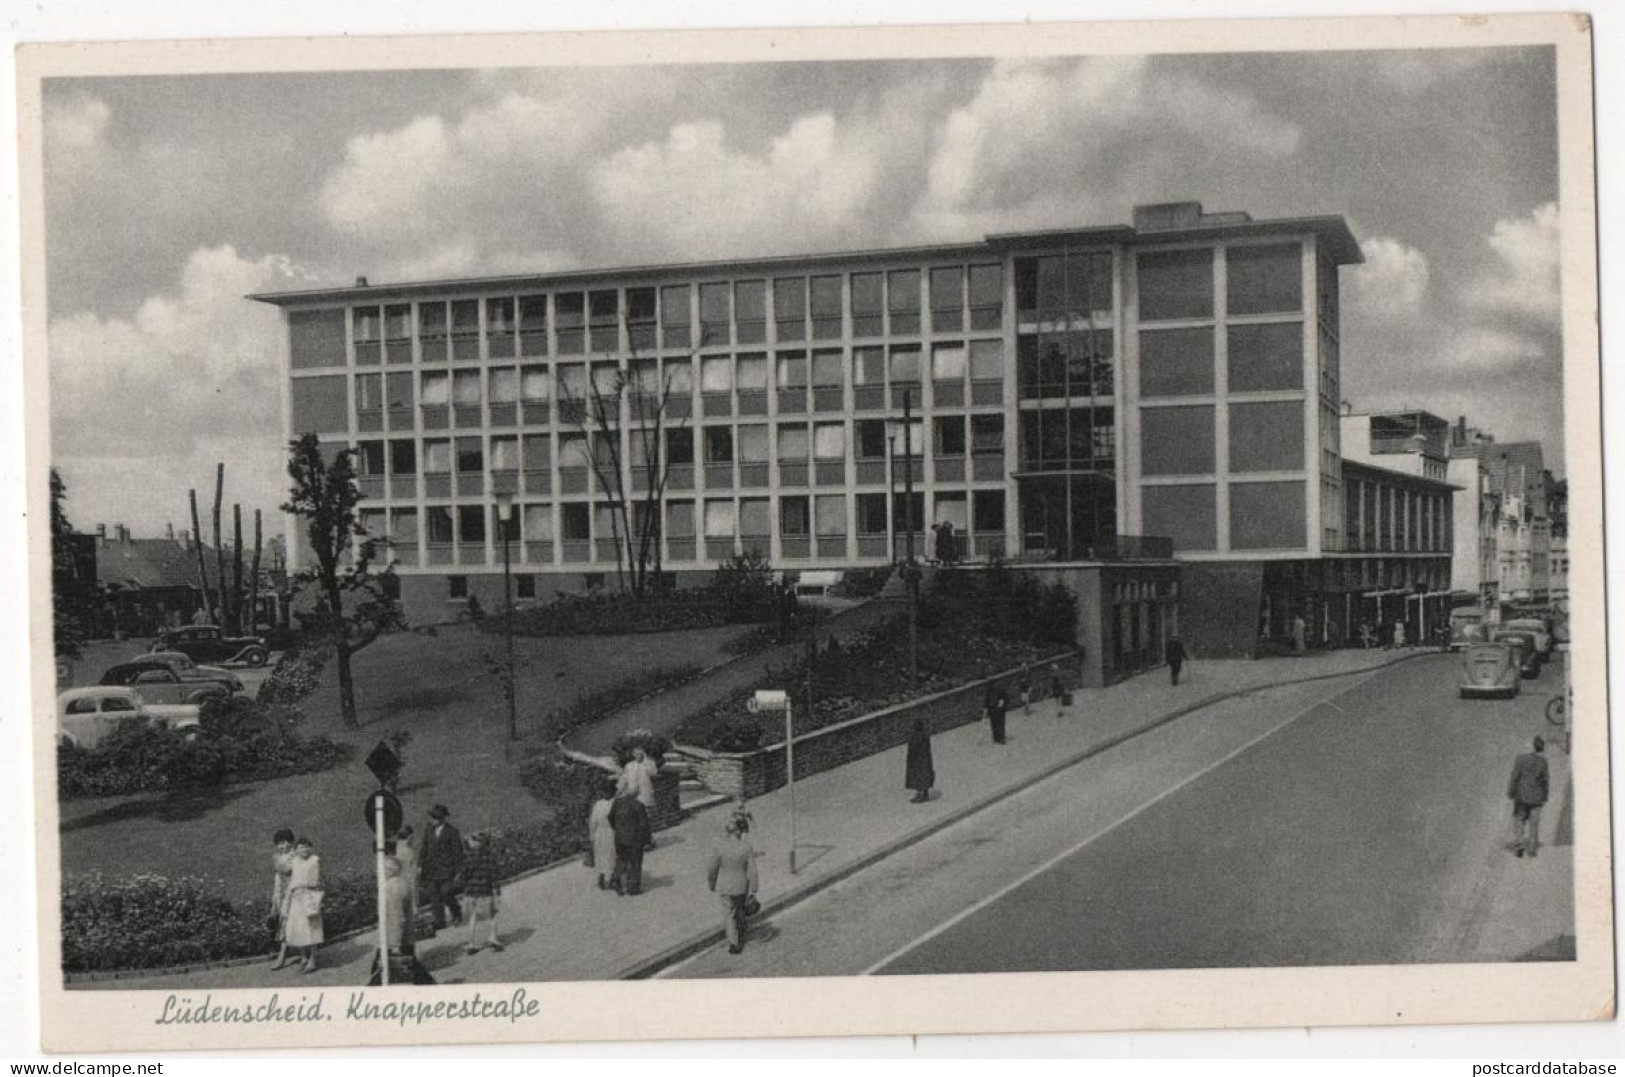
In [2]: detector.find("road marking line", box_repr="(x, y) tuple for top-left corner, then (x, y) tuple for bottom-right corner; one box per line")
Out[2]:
(859, 664), (1395, 976)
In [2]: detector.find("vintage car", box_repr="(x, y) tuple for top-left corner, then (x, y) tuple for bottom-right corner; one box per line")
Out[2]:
(153, 625), (270, 667)
(57, 687), (201, 749)
(1501, 617), (1554, 657)
(1458, 643), (1522, 700)
(1490, 629), (1543, 679)
(1448, 608), (1489, 651)
(97, 655), (242, 704)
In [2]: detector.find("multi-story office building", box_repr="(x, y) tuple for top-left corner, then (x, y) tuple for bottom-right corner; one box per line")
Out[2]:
(254, 201), (1365, 657)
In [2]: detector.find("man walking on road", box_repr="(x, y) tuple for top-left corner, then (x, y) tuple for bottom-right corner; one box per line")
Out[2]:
(418, 804), (465, 931)
(610, 789), (652, 895)
(1507, 737), (1550, 858)
(984, 687), (1009, 745)
(1166, 636), (1188, 685)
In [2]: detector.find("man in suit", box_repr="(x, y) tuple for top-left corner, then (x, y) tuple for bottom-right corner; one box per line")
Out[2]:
(984, 687), (1008, 745)
(1166, 636), (1188, 685)
(1507, 737), (1551, 858)
(609, 790), (652, 896)
(417, 803), (465, 929)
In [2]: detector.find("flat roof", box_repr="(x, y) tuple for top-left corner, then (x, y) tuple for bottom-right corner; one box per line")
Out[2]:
(248, 210), (1363, 307)
(1341, 457), (1462, 493)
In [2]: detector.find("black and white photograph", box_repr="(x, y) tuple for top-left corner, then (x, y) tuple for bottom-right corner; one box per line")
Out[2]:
(9, 7), (1611, 1053)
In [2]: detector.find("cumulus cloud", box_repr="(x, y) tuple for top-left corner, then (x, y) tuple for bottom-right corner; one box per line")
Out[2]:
(43, 95), (111, 186)
(1348, 237), (1430, 319)
(1375, 49), (1497, 93)
(1461, 202), (1560, 326)
(49, 246), (326, 531)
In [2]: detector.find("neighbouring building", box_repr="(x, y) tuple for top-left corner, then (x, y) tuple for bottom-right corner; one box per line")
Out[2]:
(254, 201), (1367, 664)
(1451, 439), (1554, 606)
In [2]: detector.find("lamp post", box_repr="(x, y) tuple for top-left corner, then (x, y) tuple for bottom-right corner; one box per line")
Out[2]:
(493, 490), (518, 744)
(890, 389), (920, 684)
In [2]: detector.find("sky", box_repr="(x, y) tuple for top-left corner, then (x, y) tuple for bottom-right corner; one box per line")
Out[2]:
(40, 46), (1562, 536)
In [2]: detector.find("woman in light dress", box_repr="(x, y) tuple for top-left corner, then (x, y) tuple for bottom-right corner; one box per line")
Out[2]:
(282, 836), (325, 974)
(268, 828), (296, 970)
(588, 778), (619, 892)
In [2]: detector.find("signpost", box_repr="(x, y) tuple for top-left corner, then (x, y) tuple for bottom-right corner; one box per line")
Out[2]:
(749, 689), (796, 873)
(362, 742), (406, 988)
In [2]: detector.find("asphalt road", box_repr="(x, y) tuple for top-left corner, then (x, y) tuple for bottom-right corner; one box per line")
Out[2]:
(663, 651), (1569, 979)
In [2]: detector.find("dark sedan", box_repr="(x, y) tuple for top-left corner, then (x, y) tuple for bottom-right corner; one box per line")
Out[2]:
(153, 625), (270, 667)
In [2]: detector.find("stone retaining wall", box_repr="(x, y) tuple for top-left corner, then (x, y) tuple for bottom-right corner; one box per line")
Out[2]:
(682, 653), (1081, 800)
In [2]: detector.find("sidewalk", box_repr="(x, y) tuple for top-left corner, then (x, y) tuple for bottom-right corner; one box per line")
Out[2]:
(564, 596), (901, 756)
(92, 647), (1423, 989)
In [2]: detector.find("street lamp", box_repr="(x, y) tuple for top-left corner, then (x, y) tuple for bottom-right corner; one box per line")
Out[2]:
(493, 489), (518, 743)
(888, 389), (920, 684)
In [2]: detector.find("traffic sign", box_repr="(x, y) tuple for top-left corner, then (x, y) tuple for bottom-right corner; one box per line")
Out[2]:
(364, 741), (404, 787)
(363, 790), (403, 837)
(751, 689), (789, 712)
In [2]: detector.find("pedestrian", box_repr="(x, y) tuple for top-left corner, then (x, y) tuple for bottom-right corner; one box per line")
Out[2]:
(417, 804), (464, 931)
(393, 825), (419, 917)
(1507, 736), (1551, 858)
(282, 836), (324, 974)
(1166, 636), (1188, 685)
(461, 831), (504, 954)
(609, 788), (652, 896)
(619, 745), (659, 851)
(587, 778), (619, 892)
(706, 812), (760, 956)
(984, 687), (1008, 745)
(380, 848), (416, 958)
(1359, 621), (1377, 650)
(1050, 669), (1067, 716)
(1019, 663), (1034, 718)
(1292, 615), (1307, 656)
(904, 717), (935, 803)
(268, 827), (296, 969)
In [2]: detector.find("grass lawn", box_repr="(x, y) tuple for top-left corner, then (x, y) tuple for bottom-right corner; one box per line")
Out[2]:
(57, 621), (747, 907)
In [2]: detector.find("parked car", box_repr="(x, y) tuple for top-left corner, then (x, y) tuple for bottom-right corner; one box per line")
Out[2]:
(1448, 608), (1489, 651)
(1501, 617), (1554, 658)
(1491, 629), (1542, 679)
(153, 625), (270, 667)
(57, 687), (201, 749)
(141, 650), (244, 687)
(97, 657), (242, 704)
(1458, 643), (1522, 700)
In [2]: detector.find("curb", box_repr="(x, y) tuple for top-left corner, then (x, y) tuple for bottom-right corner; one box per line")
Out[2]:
(616, 650), (1433, 979)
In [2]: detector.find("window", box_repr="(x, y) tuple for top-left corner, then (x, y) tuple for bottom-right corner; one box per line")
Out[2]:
(519, 294), (548, 354)
(853, 346), (885, 385)
(456, 437), (483, 473)
(521, 366), (550, 401)
(451, 299), (480, 345)
(778, 424), (809, 461)
(1139, 327), (1215, 397)
(561, 503), (591, 541)
(289, 377), (348, 434)
(1142, 485), (1217, 552)
(931, 343), (967, 381)
(1227, 322), (1304, 393)
(489, 367), (519, 404)
(852, 272), (884, 336)
(557, 363), (587, 405)
(1230, 401), (1304, 472)
(811, 349), (843, 388)
(888, 269), (921, 334)
(449, 576), (468, 599)
(815, 494), (847, 535)
(354, 307), (381, 342)
(666, 500), (696, 538)
(424, 439), (452, 474)
(969, 339), (1003, 381)
(701, 356), (733, 393)
(356, 373), (384, 411)
(780, 496), (811, 536)
(856, 419), (888, 459)
(560, 433), (591, 470)
(1138, 249), (1214, 321)
(356, 440), (385, 475)
(661, 284), (691, 348)
(740, 497), (771, 537)
(421, 371), (450, 406)
(811, 275), (842, 339)
(935, 416), (966, 456)
(737, 354), (768, 392)
(973, 490), (1005, 532)
(390, 439), (417, 475)
(664, 357), (693, 395)
(700, 283), (731, 346)
(930, 266), (964, 333)
(555, 292), (585, 354)
(427, 506), (455, 544)
(384, 304), (411, 341)
(453, 369), (481, 406)
(1230, 481), (1307, 549)
(704, 426), (734, 463)
(591, 360), (620, 398)
(516, 575), (537, 599)
(666, 427), (695, 465)
(856, 493), (888, 534)
(1140, 406), (1215, 475)
(776, 352), (808, 388)
(630, 358), (659, 395)
(521, 505), (553, 545)
(738, 424), (769, 464)
(490, 436), (519, 471)
(704, 499), (736, 538)
(458, 504), (487, 545)
(774, 278), (807, 342)
(386, 372), (413, 411)
(814, 422), (845, 459)
(419, 302), (448, 349)
(486, 297), (515, 355)
(1227, 243), (1303, 316)
(968, 264), (1003, 330)
(735, 281), (766, 344)
(888, 345), (920, 385)
(626, 287), (657, 350)
(290, 309), (347, 368)
(971, 414), (1004, 455)
(522, 434), (549, 470)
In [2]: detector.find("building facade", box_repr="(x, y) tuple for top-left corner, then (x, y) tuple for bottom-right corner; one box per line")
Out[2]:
(1451, 439), (1553, 606)
(255, 201), (1364, 637)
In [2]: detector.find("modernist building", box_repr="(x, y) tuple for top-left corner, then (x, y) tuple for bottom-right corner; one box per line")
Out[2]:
(255, 201), (1366, 656)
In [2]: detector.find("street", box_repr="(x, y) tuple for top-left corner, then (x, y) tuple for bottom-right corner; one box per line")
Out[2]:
(664, 652), (1572, 979)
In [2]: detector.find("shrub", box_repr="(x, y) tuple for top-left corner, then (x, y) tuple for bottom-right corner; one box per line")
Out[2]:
(534, 663), (700, 743)
(709, 549), (784, 623)
(516, 748), (614, 849)
(257, 642), (328, 707)
(62, 873), (269, 972)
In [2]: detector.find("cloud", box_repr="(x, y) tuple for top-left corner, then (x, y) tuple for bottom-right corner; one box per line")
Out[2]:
(43, 95), (110, 186)
(1437, 326), (1551, 375)
(49, 246), (326, 531)
(1348, 237), (1430, 320)
(1375, 49), (1497, 93)
(1460, 202), (1560, 326)
(911, 57), (1301, 238)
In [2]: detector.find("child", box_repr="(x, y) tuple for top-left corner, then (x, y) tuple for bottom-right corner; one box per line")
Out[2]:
(461, 831), (504, 955)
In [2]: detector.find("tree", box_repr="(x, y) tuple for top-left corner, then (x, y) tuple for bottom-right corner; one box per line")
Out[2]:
(281, 434), (405, 729)
(560, 344), (691, 599)
(50, 469), (90, 660)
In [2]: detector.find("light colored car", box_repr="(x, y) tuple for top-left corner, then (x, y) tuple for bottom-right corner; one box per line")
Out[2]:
(1459, 642), (1521, 700)
(1448, 608), (1489, 651)
(1502, 617), (1554, 657)
(57, 687), (202, 749)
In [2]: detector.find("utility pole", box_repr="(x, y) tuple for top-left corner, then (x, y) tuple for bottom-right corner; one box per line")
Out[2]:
(903, 387), (919, 684)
